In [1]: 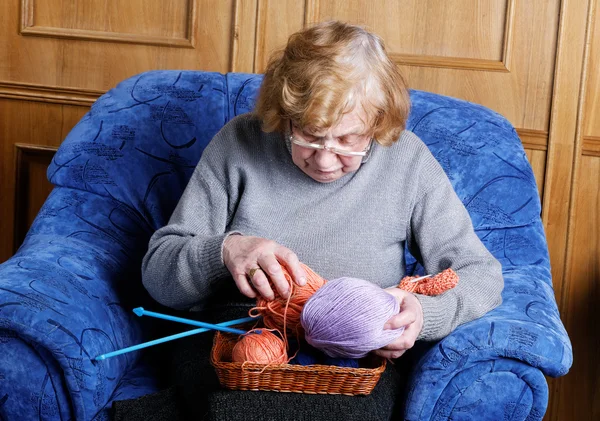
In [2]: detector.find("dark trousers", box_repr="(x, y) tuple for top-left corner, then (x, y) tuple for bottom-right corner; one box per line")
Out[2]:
(112, 305), (415, 421)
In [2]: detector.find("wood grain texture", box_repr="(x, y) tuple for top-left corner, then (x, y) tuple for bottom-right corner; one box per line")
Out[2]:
(21, 0), (198, 47)
(0, 81), (103, 105)
(231, 0), (258, 72)
(517, 129), (549, 151)
(13, 144), (57, 251)
(549, 0), (600, 419)
(0, 99), (88, 261)
(0, 0), (235, 90)
(543, 0), (593, 333)
(304, 0), (558, 132)
(309, 0), (516, 72)
(583, 0), (600, 138)
(524, 148), (547, 199)
(554, 155), (600, 420)
(254, 0), (305, 73)
(583, 136), (600, 156)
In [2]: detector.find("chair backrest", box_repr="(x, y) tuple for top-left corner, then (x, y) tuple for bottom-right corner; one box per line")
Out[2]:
(46, 70), (544, 271)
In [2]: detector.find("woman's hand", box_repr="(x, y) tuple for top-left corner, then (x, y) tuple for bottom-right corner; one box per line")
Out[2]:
(222, 234), (307, 300)
(374, 288), (424, 359)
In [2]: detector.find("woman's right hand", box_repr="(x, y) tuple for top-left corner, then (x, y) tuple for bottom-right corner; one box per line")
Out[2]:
(222, 234), (307, 301)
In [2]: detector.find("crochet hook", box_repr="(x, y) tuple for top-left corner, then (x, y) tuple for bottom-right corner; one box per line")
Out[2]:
(94, 314), (258, 361)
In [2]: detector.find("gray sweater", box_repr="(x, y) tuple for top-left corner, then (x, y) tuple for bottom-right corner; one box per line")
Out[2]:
(142, 113), (503, 341)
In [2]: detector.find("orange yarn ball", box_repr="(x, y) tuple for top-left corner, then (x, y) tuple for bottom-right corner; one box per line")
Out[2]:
(254, 263), (326, 334)
(231, 330), (288, 364)
(399, 268), (459, 296)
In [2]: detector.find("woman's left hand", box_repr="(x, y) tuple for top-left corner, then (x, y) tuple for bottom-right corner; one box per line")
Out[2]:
(374, 288), (424, 359)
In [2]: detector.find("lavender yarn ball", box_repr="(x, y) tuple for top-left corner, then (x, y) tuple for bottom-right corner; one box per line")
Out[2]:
(300, 277), (405, 358)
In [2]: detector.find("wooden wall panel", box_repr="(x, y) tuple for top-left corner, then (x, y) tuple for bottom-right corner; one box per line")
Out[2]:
(22, 0), (195, 46)
(310, 0), (508, 62)
(303, 0), (558, 133)
(557, 156), (600, 420)
(551, 0), (600, 419)
(583, 0), (600, 140)
(13, 145), (57, 250)
(0, 99), (88, 261)
(0, 0), (236, 91)
(253, 0), (305, 73)
(231, 0), (258, 72)
(542, 0), (592, 317)
(525, 149), (547, 199)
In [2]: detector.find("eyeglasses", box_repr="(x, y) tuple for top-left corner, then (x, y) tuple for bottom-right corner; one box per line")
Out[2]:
(288, 120), (373, 158)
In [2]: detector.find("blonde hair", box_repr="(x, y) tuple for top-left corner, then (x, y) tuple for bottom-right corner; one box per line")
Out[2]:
(254, 21), (410, 146)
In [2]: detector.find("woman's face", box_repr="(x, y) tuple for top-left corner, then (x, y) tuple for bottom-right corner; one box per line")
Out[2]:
(290, 108), (372, 183)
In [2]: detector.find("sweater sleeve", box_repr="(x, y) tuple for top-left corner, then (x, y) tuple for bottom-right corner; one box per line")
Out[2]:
(407, 168), (504, 342)
(141, 140), (240, 311)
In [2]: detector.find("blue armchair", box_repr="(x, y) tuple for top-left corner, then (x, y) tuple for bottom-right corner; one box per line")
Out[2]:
(0, 71), (572, 420)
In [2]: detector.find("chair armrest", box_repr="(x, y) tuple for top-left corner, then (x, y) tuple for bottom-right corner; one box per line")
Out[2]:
(404, 266), (572, 420)
(0, 187), (149, 420)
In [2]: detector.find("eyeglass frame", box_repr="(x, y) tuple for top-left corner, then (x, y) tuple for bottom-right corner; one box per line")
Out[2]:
(288, 120), (374, 158)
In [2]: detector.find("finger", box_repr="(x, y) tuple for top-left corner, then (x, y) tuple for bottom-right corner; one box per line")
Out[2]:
(378, 335), (406, 352)
(373, 348), (406, 359)
(248, 267), (275, 301)
(233, 274), (256, 298)
(275, 247), (306, 286)
(381, 327), (417, 351)
(257, 254), (290, 298)
(383, 311), (416, 330)
(399, 322), (420, 349)
(379, 335), (414, 351)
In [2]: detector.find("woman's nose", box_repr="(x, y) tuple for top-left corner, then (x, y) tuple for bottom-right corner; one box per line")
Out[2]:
(313, 147), (338, 168)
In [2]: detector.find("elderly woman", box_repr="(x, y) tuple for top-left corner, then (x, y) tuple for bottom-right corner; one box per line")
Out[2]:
(134, 20), (503, 420)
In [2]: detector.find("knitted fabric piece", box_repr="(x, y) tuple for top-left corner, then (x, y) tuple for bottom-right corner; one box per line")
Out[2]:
(399, 268), (459, 296)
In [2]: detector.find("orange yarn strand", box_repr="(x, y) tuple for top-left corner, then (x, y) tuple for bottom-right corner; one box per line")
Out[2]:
(252, 263), (326, 335)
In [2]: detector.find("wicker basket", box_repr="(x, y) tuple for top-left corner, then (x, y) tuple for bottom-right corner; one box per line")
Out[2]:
(211, 331), (386, 396)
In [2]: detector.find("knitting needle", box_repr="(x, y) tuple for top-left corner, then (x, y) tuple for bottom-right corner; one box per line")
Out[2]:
(409, 274), (432, 283)
(94, 315), (258, 361)
(132, 307), (253, 335)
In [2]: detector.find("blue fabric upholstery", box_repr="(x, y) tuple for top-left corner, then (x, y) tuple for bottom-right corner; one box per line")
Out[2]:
(0, 70), (571, 420)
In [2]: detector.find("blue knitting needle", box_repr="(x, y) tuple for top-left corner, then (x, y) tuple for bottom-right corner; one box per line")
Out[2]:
(132, 307), (252, 335)
(94, 314), (258, 361)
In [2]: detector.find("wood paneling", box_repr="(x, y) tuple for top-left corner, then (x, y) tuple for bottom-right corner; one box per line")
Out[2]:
(13, 144), (57, 250)
(231, 0), (258, 72)
(557, 155), (600, 420)
(307, 0), (514, 71)
(21, 0), (197, 47)
(583, 0), (600, 138)
(1, 0), (599, 419)
(0, 81), (102, 106)
(542, 0), (592, 319)
(525, 149), (547, 199)
(253, 0), (305, 73)
(0, 99), (88, 261)
(301, 0), (558, 134)
(583, 136), (600, 157)
(518, 129), (549, 151)
(0, 0), (236, 90)
(551, 0), (600, 419)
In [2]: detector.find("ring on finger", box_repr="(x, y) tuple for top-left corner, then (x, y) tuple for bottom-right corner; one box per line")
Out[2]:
(248, 267), (261, 280)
